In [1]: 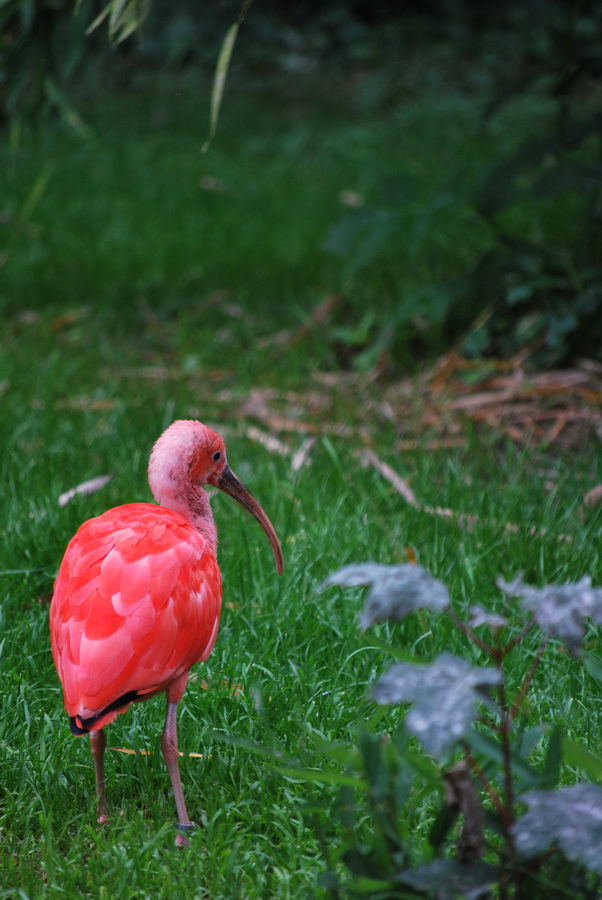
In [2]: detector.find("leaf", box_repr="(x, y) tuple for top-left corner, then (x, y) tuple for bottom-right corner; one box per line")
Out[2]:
(468, 606), (507, 630)
(497, 574), (602, 656)
(319, 563), (449, 632)
(271, 764), (366, 789)
(583, 652), (602, 687)
(533, 159), (602, 200)
(358, 731), (388, 798)
(465, 730), (542, 791)
(86, 0), (151, 43)
(397, 859), (499, 896)
(561, 738), (602, 784)
(543, 725), (563, 788)
(429, 800), (460, 851)
(57, 475), (113, 508)
(322, 207), (399, 272)
(372, 654), (501, 758)
(582, 484), (602, 511)
(202, 22), (239, 152)
(202, 0), (253, 153)
(513, 784), (602, 875)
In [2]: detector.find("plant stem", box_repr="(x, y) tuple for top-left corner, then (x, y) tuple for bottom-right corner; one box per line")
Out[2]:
(510, 639), (549, 722)
(503, 616), (536, 655)
(448, 608), (494, 657)
(461, 742), (510, 829)
(497, 679), (515, 821)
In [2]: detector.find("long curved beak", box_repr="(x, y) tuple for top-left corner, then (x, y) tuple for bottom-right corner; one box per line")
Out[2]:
(210, 466), (284, 575)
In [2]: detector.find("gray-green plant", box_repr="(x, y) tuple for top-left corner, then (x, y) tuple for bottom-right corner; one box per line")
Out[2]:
(302, 564), (602, 899)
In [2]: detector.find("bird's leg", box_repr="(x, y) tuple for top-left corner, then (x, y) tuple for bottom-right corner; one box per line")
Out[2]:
(90, 729), (109, 824)
(162, 676), (195, 847)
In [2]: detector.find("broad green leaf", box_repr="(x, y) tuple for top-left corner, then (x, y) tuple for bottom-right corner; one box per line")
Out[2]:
(358, 731), (388, 798)
(534, 159), (602, 199)
(562, 738), (602, 783)
(583, 652), (602, 687)
(428, 800), (459, 850)
(543, 725), (563, 788)
(466, 729), (542, 790)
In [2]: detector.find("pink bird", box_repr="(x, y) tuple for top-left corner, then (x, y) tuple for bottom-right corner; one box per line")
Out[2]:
(50, 420), (283, 844)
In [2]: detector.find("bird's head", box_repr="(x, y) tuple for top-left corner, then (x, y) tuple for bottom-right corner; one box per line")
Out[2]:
(148, 420), (283, 574)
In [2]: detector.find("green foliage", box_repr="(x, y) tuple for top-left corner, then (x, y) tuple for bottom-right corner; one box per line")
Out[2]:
(321, 2), (602, 371)
(0, 0), (89, 126)
(460, 3), (602, 365)
(296, 565), (602, 898)
(456, 107), (602, 366)
(0, 0), (151, 127)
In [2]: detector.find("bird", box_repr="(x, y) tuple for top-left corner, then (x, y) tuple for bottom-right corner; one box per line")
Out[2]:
(50, 420), (284, 845)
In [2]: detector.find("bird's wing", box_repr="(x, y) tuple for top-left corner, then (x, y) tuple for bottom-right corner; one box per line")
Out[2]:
(50, 503), (222, 718)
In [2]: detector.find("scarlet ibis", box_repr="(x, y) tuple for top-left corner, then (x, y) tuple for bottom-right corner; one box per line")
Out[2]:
(50, 420), (283, 844)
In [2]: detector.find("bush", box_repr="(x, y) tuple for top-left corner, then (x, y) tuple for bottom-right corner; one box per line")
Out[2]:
(272, 564), (602, 898)
(323, 2), (602, 371)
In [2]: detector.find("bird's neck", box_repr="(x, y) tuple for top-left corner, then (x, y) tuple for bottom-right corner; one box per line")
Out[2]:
(154, 483), (218, 557)
(185, 485), (218, 556)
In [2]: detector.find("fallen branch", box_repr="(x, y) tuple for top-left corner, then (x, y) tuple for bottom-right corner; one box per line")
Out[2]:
(361, 449), (572, 542)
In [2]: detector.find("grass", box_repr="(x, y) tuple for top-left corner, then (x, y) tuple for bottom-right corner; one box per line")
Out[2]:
(1, 56), (602, 899)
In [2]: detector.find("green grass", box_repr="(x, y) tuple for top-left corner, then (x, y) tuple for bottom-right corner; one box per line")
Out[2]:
(1, 63), (602, 898)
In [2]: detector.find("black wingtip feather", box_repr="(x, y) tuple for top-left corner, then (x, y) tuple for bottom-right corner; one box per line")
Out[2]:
(69, 716), (89, 736)
(68, 690), (142, 736)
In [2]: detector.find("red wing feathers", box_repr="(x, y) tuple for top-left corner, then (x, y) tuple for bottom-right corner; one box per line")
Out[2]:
(50, 503), (222, 724)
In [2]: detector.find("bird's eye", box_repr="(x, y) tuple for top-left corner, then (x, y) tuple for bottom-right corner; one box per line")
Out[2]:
(213, 451), (222, 462)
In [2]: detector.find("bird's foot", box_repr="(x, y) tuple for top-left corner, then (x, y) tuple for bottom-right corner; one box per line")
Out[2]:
(175, 821), (198, 848)
(97, 809), (124, 826)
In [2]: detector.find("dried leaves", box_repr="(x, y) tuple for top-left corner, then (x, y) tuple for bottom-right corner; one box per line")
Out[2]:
(58, 475), (113, 507)
(419, 353), (602, 450)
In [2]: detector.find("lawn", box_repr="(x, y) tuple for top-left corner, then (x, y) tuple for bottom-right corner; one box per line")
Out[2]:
(1, 53), (602, 899)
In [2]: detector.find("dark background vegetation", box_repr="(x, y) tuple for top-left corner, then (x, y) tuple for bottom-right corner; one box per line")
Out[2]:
(1, 0), (601, 374)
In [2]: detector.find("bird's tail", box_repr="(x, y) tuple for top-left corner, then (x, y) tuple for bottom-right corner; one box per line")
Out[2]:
(69, 689), (142, 735)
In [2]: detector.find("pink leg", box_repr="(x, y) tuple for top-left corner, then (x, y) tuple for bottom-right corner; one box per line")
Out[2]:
(161, 697), (196, 847)
(90, 729), (109, 824)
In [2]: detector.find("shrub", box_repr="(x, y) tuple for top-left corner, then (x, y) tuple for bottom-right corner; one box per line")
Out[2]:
(284, 564), (602, 898)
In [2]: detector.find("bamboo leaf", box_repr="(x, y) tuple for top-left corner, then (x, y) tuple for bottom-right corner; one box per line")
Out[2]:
(202, 16), (244, 151)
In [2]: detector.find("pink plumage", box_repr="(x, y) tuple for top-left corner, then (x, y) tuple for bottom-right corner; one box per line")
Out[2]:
(50, 420), (283, 844)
